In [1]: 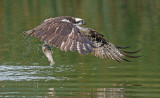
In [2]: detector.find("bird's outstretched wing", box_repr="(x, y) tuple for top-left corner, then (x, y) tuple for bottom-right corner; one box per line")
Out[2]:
(24, 18), (140, 62)
(24, 18), (94, 54)
(79, 27), (140, 62)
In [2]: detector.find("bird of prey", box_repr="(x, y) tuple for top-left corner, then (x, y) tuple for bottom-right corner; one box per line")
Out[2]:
(24, 16), (140, 65)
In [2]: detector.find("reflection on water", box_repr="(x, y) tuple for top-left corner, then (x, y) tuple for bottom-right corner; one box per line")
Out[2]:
(0, 64), (78, 81)
(46, 87), (124, 98)
(0, 65), (55, 81)
(0, 0), (160, 98)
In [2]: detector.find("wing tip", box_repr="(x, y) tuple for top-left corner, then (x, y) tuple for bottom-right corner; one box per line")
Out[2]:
(23, 30), (35, 36)
(123, 49), (141, 54)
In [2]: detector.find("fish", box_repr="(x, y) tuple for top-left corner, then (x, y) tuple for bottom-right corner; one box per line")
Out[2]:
(42, 42), (55, 66)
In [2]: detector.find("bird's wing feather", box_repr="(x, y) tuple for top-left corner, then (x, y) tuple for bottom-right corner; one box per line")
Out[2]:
(24, 19), (94, 54)
(79, 27), (140, 62)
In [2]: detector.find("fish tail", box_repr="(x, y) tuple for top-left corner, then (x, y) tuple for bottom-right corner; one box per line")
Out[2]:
(50, 61), (55, 66)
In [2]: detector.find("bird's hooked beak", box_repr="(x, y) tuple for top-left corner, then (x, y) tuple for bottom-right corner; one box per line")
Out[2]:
(82, 20), (86, 25)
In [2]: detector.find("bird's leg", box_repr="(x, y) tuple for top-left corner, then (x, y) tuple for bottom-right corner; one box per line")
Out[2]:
(42, 42), (55, 66)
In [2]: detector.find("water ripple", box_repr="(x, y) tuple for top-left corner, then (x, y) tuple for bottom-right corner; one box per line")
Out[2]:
(0, 65), (65, 81)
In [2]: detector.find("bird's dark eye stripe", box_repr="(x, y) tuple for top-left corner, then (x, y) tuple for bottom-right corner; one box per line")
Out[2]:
(76, 21), (81, 23)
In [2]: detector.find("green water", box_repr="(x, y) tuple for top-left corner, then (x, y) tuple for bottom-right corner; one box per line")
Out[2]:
(0, 0), (160, 98)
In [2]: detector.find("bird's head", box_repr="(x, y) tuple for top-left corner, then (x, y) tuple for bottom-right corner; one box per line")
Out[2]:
(61, 16), (86, 26)
(74, 18), (86, 26)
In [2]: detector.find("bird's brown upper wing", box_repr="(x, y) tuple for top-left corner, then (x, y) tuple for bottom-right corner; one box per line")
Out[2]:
(79, 27), (140, 62)
(24, 18), (140, 62)
(24, 19), (94, 54)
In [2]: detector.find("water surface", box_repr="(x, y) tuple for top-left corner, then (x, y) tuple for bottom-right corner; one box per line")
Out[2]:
(0, 0), (160, 98)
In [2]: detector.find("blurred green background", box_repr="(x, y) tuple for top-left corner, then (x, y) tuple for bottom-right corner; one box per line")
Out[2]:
(0, 0), (160, 98)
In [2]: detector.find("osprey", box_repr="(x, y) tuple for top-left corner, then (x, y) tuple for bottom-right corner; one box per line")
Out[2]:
(24, 16), (140, 65)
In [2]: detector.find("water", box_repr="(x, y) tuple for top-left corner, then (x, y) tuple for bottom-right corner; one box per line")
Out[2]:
(0, 0), (160, 97)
